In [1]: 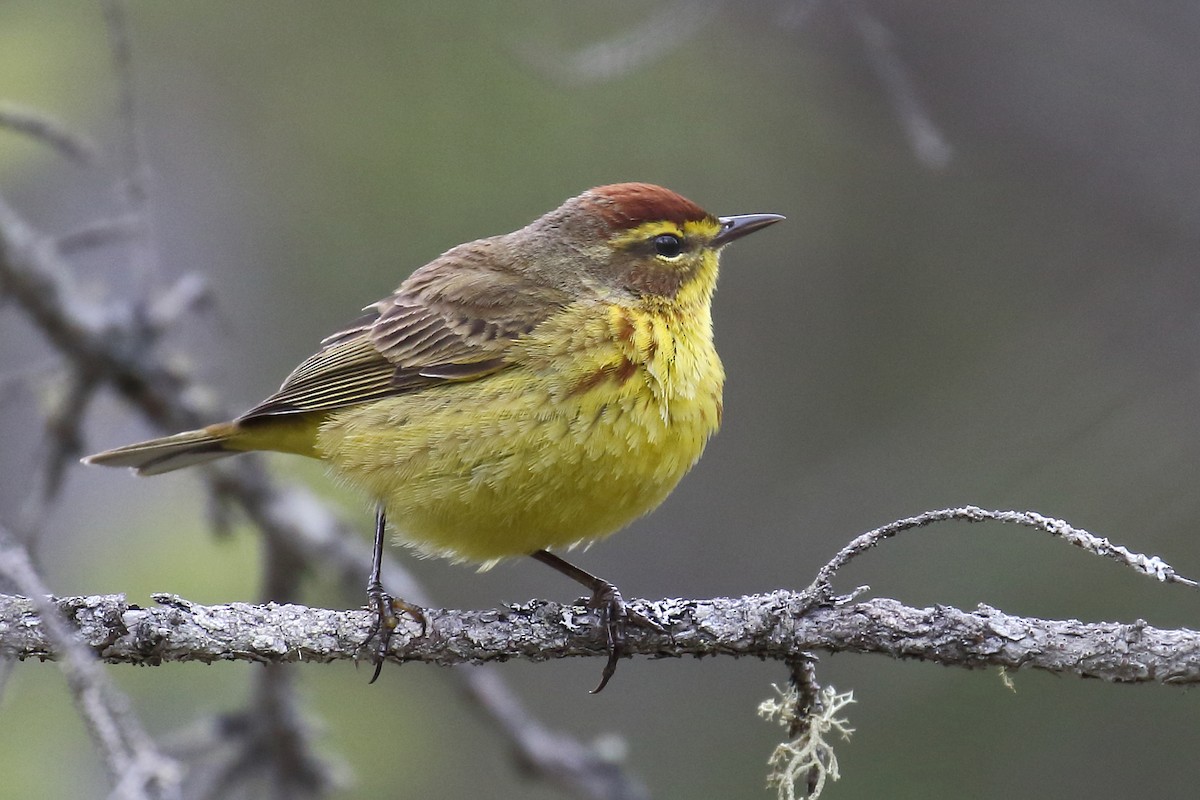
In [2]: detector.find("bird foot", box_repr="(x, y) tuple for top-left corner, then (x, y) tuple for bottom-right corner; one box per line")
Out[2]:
(586, 581), (666, 694)
(365, 585), (426, 684)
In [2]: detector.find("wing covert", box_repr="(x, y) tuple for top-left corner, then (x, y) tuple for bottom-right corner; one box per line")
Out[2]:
(237, 240), (565, 422)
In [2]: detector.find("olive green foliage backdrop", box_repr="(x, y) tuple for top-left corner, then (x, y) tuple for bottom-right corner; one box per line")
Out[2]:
(1, 2), (1198, 798)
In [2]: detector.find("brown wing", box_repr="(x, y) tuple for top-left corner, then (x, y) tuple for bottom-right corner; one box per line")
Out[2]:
(238, 238), (566, 422)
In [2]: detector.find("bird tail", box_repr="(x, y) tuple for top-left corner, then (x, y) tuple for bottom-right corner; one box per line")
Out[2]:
(82, 423), (240, 476)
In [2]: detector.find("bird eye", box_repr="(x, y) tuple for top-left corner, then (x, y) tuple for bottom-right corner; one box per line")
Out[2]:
(653, 234), (683, 258)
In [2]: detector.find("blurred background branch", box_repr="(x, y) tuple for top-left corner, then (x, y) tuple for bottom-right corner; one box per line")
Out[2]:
(0, 527), (181, 800)
(0, 103), (97, 165)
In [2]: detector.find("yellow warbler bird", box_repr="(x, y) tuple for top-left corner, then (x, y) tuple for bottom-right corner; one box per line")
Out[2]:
(84, 183), (783, 691)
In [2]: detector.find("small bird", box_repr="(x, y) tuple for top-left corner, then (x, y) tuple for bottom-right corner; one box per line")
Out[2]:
(84, 183), (783, 691)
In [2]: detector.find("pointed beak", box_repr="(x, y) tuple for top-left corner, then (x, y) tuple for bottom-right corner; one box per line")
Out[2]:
(712, 213), (785, 247)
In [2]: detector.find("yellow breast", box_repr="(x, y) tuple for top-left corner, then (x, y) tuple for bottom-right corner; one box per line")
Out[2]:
(315, 297), (724, 564)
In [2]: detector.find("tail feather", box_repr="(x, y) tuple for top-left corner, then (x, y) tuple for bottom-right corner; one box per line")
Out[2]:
(83, 425), (238, 476)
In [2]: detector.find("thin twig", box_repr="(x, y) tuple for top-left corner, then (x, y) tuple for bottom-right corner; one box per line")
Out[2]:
(786, 657), (822, 795)
(0, 104), (98, 165)
(517, 0), (724, 85)
(758, 659), (854, 800)
(55, 214), (142, 255)
(16, 369), (98, 538)
(843, 0), (953, 168)
(806, 506), (1198, 603)
(100, 0), (159, 284)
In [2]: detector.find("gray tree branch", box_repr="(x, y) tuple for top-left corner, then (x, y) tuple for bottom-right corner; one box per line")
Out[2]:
(3, 590), (1197, 685)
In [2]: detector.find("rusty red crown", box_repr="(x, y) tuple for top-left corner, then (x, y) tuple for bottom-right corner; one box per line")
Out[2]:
(583, 183), (714, 230)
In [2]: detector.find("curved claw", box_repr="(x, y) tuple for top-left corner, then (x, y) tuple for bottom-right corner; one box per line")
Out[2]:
(586, 582), (665, 694)
(589, 584), (624, 694)
(365, 589), (426, 684)
(529, 549), (670, 693)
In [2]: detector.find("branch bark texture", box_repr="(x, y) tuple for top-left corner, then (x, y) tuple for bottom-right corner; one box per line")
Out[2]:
(3, 591), (1196, 685)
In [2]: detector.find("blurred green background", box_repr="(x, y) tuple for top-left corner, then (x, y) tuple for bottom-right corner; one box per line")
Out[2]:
(2, 1), (1199, 797)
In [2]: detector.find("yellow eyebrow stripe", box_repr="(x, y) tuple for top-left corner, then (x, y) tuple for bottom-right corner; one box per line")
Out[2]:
(608, 218), (721, 247)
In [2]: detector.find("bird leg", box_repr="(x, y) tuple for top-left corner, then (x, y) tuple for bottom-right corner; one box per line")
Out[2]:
(531, 549), (663, 693)
(365, 505), (426, 683)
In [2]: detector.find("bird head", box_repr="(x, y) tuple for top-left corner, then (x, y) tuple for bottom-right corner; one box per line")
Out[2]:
(515, 183), (784, 306)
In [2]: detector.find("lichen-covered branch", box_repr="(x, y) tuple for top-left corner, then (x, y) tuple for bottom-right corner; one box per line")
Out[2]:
(3, 591), (1197, 685)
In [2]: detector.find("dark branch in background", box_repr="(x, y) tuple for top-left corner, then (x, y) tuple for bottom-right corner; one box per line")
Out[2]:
(461, 668), (649, 800)
(174, 665), (337, 800)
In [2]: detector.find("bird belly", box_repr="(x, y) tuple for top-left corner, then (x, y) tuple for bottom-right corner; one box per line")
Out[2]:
(315, 346), (722, 564)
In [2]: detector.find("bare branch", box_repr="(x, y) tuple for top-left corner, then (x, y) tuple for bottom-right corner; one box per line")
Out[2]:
(0, 104), (98, 165)
(3, 591), (1197, 685)
(0, 530), (182, 800)
(165, 664), (340, 800)
(843, 0), (953, 168)
(517, 0), (724, 85)
(806, 506), (1198, 605)
(54, 214), (142, 255)
(461, 668), (650, 800)
(0, 190), (205, 429)
(100, 0), (159, 284)
(16, 368), (98, 536)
